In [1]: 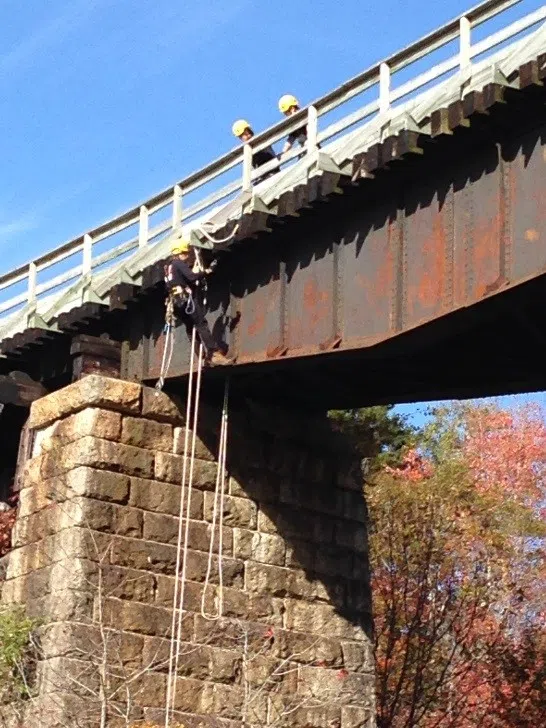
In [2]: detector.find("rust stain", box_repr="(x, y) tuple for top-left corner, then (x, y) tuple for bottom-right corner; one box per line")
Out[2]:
(247, 309), (266, 337)
(375, 244), (394, 294)
(525, 228), (539, 242)
(344, 226), (393, 338)
(303, 279), (330, 328)
(407, 214), (445, 324)
(471, 210), (501, 300)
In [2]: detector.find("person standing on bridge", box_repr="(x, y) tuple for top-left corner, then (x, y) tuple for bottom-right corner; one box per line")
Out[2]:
(165, 239), (230, 366)
(231, 119), (278, 183)
(278, 94), (308, 154)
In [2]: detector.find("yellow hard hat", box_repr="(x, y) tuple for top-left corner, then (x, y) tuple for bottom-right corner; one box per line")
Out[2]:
(232, 119), (251, 137)
(171, 239), (190, 255)
(278, 94), (299, 113)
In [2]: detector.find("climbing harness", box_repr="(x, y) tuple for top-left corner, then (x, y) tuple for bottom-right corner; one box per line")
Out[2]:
(155, 288), (198, 393)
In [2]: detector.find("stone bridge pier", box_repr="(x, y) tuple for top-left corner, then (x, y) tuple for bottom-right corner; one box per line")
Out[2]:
(1, 375), (374, 728)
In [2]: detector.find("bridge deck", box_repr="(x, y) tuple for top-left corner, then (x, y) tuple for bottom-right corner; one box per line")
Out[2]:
(1, 1), (546, 410)
(123, 95), (546, 410)
(0, 1), (544, 336)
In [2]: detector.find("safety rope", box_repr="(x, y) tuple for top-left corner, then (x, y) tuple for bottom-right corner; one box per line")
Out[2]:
(163, 243), (231, 726)
(172, 339), (204, 709)
(201, 377), (230, 621)
(155, 297), (175, 392)
(196, 221), (240, 245)
(165, 328), (198, 727)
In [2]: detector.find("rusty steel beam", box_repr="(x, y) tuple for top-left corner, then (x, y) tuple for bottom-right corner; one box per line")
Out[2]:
(0, 371), (47, 407)
(125, 110), (546, 400)
(3, 79), (544, 410)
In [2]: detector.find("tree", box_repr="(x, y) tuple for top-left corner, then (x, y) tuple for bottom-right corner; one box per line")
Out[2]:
(330, 405), (416, 467)
(368, 401), (546, 728)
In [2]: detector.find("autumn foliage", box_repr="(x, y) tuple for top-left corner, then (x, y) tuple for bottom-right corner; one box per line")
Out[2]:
(0, 506), (16, 559)
(369, 402), (546, 728)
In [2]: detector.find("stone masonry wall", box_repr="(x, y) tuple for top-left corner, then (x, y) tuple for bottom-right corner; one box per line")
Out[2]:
(0, 374), (374, 728)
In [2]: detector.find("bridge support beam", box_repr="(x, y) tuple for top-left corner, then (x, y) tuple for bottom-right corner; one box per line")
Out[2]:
(0, 371), (47, 408)
(1, 375), (375, 728)
(70, 334), (121, 381)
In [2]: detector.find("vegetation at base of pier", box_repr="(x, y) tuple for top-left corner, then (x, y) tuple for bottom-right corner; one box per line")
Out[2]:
(0, 606), (38, 703)
(356, 402), (546, 728)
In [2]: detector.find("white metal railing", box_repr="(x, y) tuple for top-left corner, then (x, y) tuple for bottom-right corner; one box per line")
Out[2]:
(0, 0), (543, 322)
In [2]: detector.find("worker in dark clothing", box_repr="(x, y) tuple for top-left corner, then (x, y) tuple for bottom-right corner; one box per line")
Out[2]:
(278, 94), (308, 154)
(232, 119), (278, 182)
(165, 240), (230, 365)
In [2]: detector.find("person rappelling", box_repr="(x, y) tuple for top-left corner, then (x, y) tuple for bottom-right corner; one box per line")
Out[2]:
(164, 237), (231, 366)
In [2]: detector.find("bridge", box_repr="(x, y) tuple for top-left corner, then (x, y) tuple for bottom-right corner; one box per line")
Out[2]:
(1, 0), (546, 416)
(2, 5), (546, 726)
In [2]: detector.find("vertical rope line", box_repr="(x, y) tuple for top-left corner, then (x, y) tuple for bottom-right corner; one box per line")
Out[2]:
(201, 377), (230, 620)
(164, 326), (196, 727)
(171, 341), (204, 708)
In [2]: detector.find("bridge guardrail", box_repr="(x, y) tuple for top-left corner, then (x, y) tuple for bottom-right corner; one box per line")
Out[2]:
(0, 0), (543, 322)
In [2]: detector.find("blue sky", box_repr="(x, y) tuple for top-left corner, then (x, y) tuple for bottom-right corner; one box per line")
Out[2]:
(1, 0), (544, 417)
(0, 0), (479, 269)
(396, 392), (546, 429)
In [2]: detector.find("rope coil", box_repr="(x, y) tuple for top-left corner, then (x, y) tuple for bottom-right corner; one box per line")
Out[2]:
(197, 220), (240, 245)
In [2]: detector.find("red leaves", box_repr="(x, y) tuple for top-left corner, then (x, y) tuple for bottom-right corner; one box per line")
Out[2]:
(336, 668), (348, 680)
(0, 507), (16, 558)
(371, 401), (546, 728)
(463, 403), (546, 505)
(384, 448), (433, 481)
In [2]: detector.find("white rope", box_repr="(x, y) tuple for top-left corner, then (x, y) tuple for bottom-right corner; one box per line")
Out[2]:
(155, 298), (176, 392)
(164, 244), (229, 724)
(201, 377), (230, 621)
(164, 328), (197, 728)
(171, 339), (204, 710)
(155, 323), (175, 392)
(196, 221), (240, 245)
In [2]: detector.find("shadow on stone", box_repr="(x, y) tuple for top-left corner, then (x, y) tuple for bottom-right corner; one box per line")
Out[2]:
(196, 396), (373, 641)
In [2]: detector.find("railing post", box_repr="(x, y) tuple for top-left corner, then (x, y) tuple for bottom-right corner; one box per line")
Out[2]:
(459, 16), (471, 70)
(242, 144), (253, 191)
(27, 262), (37, 306)
(82, 234), (92, 275)
(172, 184), (183, 229)
(139, 205), (149, 248)
(379, 63), (391, 114)
(307, 105), (319, 153)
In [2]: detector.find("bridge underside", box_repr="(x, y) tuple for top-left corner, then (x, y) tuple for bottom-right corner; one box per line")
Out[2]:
(126, 88), (546, 410)
(3, 79), (546, 412)
(159, 271), (546, 411)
